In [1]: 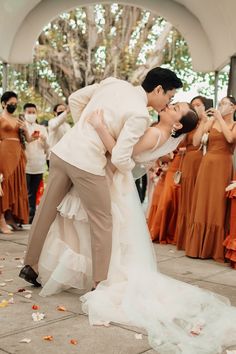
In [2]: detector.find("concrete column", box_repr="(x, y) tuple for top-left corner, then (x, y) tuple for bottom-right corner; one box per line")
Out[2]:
(227, 55), (236, 98)
(214, 70), (219, 107)
(2, 62), (8, 92)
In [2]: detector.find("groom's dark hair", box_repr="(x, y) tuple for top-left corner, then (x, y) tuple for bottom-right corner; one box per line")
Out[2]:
(141, 67), (183, 93)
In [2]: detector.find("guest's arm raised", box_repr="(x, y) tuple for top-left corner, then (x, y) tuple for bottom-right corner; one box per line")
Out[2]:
(208, 108), (236, 143)
(192, 112), (212, 147)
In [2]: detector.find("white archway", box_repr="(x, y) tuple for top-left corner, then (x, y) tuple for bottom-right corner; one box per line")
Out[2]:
(1, 0), (236, 72)
(0, 0), (222, 71)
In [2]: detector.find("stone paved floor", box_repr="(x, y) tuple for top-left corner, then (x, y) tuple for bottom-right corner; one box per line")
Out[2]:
(0, 228), (235, 354)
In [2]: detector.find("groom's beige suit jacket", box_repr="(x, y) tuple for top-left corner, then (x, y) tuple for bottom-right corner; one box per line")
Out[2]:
(52, 77), (151, 175)
(25, 78), (151, 281)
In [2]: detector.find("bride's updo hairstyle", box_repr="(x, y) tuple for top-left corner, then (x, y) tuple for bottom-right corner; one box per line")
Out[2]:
(172, 104), (199, 138)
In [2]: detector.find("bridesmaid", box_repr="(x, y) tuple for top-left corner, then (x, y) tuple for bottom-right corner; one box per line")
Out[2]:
(147, 159), (169, 239)
(175, 96), (207, 250)
(0, 91), (36, 233)
(185, 96), (236, 262)
(224, 177), (236, 269)
(150, 145), (184, 244)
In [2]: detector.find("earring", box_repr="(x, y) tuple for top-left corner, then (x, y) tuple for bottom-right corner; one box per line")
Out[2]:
(171, 126), (176, 137)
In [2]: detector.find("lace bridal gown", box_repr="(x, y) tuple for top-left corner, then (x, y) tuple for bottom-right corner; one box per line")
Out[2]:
(38, 134), (236, 354)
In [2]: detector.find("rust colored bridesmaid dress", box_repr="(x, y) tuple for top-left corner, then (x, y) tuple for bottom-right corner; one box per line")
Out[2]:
(223, 176), (236, 269)
(147, 170), (166, 240)
(150, 151), (182, 244)
(185, 128), (234, 262)
(0, 116), (29, 224)
(175, 130), (202, 250)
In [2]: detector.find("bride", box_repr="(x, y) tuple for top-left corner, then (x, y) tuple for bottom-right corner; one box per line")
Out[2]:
(38, 104), (236, 354)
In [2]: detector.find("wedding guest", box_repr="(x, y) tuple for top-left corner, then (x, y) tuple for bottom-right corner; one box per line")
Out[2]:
(141, 122), (161, 215)
(175, 96), (207, 249)
(48, 104), (70, 158)
(147, 160), (169, 239)
(144, 162), (159, 218)
(24, 103), (49, 223)
(0, 92), (34, 233)
(223, 177), (236, 269)
(150, 146), (184, 244)
(185, 96), (236, 261)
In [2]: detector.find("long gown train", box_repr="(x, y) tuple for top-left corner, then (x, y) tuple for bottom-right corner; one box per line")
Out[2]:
(38, 169), (236, 354)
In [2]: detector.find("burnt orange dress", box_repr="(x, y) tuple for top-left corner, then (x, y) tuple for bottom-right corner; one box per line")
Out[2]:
(151, 152), (182, 244)
(223, 175), (236, 269)
(185, 128), (234, 262)
(175, 130), (203, 250)
(147, 171), (166, 239)
(0, 116), (29, 224)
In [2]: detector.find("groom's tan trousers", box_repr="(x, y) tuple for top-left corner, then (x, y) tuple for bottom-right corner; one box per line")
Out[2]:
(24, 153), (112, 282)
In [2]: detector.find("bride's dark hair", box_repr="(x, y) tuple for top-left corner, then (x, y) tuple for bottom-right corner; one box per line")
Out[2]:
(172, 104), (199, 138)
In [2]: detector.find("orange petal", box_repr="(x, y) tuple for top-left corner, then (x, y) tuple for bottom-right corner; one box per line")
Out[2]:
(70, 339), (78, 345)
(43, 336), (53, 341)
(56, 305), (67, 311)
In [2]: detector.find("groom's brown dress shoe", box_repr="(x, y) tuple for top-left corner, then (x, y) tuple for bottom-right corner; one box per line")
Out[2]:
(19, 265), (41, 287)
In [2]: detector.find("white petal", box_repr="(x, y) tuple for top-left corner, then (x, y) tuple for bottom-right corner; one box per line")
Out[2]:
(20, 338), (31, 344)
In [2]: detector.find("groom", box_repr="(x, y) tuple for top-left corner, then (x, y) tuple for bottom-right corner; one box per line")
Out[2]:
(20, 67), (182, 287)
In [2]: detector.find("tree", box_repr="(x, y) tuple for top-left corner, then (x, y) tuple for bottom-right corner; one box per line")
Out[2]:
(0, 3), (229, 110)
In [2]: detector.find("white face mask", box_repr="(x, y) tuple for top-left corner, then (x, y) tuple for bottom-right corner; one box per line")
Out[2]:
(218, 102), (234, 117)
(25, 114), (37, 123)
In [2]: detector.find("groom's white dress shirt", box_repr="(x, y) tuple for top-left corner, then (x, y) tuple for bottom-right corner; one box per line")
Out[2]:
(52, 77), (151, 176)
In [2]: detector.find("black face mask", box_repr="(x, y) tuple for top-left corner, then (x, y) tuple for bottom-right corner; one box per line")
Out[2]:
(56, 111), (64, 116)
(6, 104), (17, 114)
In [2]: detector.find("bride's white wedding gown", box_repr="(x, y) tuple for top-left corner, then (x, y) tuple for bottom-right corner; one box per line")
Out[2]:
(38, 135), (236, 354)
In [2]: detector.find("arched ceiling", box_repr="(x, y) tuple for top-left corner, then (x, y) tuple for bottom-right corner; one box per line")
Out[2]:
(0, 0), (235, 72)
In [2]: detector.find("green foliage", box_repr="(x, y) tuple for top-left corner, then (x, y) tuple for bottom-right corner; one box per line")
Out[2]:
(162, 30), (229, 96)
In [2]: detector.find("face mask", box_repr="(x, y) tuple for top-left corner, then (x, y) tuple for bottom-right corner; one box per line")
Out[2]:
(56, 111), (64, 116)
(218, 104), (233, 117)
(6, 104), (17, 114)
(25, 114), (37, 124)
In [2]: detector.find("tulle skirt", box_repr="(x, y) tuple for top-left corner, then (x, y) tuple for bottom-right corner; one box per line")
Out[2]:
(38, 172), (236, 354)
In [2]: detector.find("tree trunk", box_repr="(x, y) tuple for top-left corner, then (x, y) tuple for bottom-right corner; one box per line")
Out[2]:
(130, 22), (172, 84)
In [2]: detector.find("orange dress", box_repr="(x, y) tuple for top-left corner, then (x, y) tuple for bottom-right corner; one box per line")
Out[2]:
(151, 152), (182, 244)
(185, 128), (234, 262)
(0, 116), (29, 223)
(223, 176), (236, 269)
(147, 171), (166, 239)
(175, 130), (203, 250)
